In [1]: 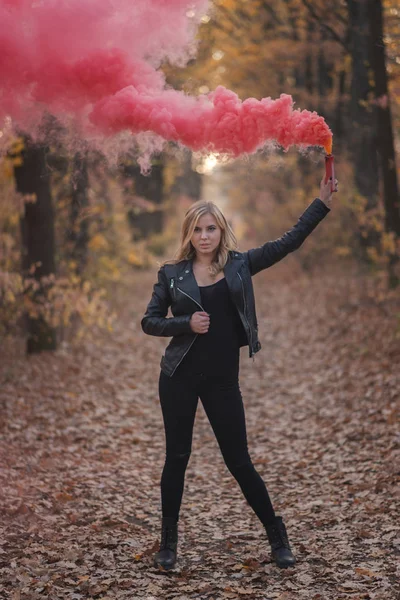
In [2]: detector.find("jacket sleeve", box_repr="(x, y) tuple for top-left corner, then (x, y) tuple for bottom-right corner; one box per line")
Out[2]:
(141, 266), (193, 337)
(244, 197), (331, 276)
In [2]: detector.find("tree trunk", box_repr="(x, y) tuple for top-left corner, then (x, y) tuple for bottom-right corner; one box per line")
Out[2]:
(68, 150), (89, 275)
(173, 149), (202, 201)
(124, 158), (164, 241)
(368, 0), (400, 287)
(334, 67), (347, 143)
(13, 138), (57, 353)
(347, 0), (380, 257)
(304, 21), (315, 100)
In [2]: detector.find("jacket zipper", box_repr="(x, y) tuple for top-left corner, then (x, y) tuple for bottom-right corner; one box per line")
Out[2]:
(169, 287), (205, 377)
(170, 334), (198, 377)
(176, 287), (205, 312)
(237, 271), (254, 357)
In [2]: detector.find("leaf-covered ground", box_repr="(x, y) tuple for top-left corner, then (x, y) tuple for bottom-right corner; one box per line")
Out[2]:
(1, 263), (399, 600)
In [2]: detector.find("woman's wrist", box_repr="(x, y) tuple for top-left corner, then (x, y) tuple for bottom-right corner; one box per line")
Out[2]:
(318, 196), (332, 209)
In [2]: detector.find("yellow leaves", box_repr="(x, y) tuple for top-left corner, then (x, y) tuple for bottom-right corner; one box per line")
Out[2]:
(89, 203), (107, 216)
(351, 190), (399, 270)
(369, 215), (384, 233)
(343, 53), (352, 74)
(8, 213), (20, 227)
(215, 0), (236, 10)
(0, 271), (24, 303)
(1, 233), (19, 272)
(98, 256), (121, 281)
(350, 193), (368, 215)
(366, 246), (380, 264)
(10, 156), (23, 167)
(335, 246), (352, 258)
(127, 251), (143, 266)
(10, 136), (25, 156)
(1, 158), (14, 180)
(0, 269), (115, 338)
(4, 135), (25, 170)
(89, 233), (109, 251)
(62, 306), (71, 327)
(69, 273), (81, 287)
(82, 280), (92, 295)
(381, 231), (397, 254)
(366, 231), (397, 265)
(4, 289), (16, 304)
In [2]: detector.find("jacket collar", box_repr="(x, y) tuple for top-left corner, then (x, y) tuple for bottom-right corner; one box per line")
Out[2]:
(172, 251), (244, 308)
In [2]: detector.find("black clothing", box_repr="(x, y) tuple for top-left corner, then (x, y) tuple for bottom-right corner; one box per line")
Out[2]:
(142, 196), (331, 529)
(158, 369), (276, 526)
(159, 279), (277, 525)
(176, 277), (244, 377)
(141, 197), (331, 377)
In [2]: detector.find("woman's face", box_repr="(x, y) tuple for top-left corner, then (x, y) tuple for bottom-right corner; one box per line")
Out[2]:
(190, 213), (222, 258)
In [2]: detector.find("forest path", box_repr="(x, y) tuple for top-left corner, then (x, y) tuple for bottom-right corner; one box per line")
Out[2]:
(1, 265), (399, 600)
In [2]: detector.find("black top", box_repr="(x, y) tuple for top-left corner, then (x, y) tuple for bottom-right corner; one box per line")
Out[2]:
(175, 277), (244, 378)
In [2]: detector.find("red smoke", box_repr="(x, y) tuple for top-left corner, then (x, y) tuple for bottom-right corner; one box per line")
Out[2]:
(0, 0), (332, 158)
(90, 86), (332, 155)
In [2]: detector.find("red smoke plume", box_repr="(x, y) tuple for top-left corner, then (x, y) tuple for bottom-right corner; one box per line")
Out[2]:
(0, 0), (332, 160)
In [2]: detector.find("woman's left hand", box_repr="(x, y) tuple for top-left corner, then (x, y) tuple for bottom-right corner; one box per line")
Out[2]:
(319, 176), (338, 208)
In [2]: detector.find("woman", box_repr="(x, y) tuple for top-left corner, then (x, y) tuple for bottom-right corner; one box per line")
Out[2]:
(141, 174), (338, 570)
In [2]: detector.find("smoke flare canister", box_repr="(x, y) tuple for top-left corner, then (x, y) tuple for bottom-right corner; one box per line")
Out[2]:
(325, 154), (335, 193)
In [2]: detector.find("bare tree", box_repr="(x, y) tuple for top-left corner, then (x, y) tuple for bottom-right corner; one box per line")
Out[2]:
(13, 137), (57, 353)
(368, 0), (400, 286)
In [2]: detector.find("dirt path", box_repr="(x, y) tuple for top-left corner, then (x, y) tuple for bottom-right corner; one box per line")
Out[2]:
(1, 265), (399, 599)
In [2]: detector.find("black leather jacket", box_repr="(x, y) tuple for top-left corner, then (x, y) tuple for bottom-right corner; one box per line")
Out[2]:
(141, 197), (330, 377)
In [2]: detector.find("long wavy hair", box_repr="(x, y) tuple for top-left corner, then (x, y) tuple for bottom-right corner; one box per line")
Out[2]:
(161, 200), (239, 277)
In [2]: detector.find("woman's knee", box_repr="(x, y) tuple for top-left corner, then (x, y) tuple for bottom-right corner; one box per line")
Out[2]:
(225, 455), (253, 476)
(164, 450), (191, 469)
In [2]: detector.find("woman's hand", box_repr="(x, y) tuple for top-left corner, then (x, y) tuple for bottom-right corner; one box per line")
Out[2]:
(190, 311), (210, 334)
(319, 176), (338, 208)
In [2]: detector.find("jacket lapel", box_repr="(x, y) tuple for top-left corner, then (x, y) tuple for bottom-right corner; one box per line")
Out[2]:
(173, 259), (203, 309)
(170, 253), (245, 309)
(223, 252), (245, 291)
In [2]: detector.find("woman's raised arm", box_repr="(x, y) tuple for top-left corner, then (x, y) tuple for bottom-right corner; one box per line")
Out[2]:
(244, 177), (337, 276)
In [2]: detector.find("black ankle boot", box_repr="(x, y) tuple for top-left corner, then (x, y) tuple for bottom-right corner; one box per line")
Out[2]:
(154, 516), (178, 570)
(265, 516), (296, 568)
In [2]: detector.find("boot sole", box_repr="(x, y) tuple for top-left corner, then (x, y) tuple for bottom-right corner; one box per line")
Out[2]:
(154, 558), (177, 570)
(274, 558), (296, 569)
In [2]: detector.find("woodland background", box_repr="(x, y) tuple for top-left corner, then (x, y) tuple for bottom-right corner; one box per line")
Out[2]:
(1, 1), (399, 599)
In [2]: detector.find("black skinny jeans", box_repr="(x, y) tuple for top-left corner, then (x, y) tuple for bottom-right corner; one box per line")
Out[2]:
(158, 369), (276, 526)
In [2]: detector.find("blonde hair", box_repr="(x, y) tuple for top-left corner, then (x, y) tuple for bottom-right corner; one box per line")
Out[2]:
(161, 200), (239, 277)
